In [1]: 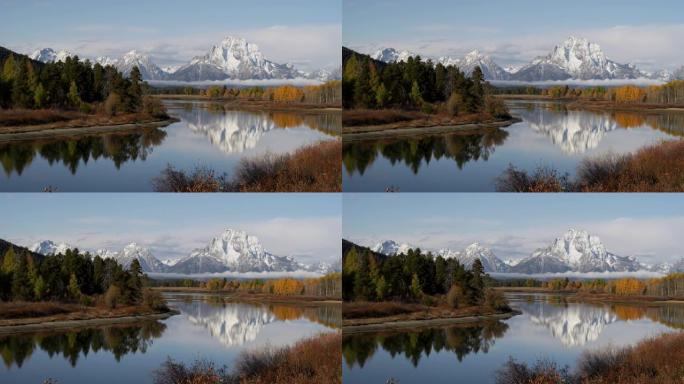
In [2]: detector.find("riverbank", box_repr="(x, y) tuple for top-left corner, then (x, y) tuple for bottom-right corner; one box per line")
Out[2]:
(0, 304), (178, 334)
(497, 287), (684, 305)
(495, 331), (684, 384)
(156, 94), (341, 111)
(497, 139), (684, 192)
(497, 94), (684, 112)
(342, 301), (519, 332)
(157, 287), (341, 305)
(343, 115), (519, 142)
(153, 332), (341, 384)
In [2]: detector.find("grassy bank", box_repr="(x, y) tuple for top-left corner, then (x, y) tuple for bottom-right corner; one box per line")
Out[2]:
(497, 140), (684, 192)
(156, 289), (341, 304)
(343, 109), (514, 133)
(496, 331), (684, 384)
(0, 109), (175, 135)
(0, 300), (173, 329)
(153, 139), (341, 192)
(153, 333), (341, 384)
(343, 300), (516, 329)
(157, 95), (341, 110)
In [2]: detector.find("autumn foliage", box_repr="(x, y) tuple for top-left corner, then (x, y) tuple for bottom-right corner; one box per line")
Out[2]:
(198, 273), (341, 299)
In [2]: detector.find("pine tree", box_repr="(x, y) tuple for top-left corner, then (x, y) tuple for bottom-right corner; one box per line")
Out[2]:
(469, 259), (485, 304)
(34, 275), (46, 300)
(33, 83), (46, 108)
(127, 66), (143, 112)
(68, 273), (81, 300)
(2, 248), (16, 273)
(11, 255), (31, 300)
(410, 273), (422, 300)
(68, 81), (81, 108)
(2, 54), (17, 81)
(375, 275), (388, 301)
(410, 80), (423, 108)
(11, 60), (33, 108)
(127, 259), (144, 303)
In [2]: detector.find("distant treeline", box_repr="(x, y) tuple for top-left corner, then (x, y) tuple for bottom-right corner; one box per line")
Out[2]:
(151, 80), (342, 105)
(494, 274), (684, 297)
(0, 247), (163, 310)
(342, 48), (508, 118)
(152, 273), (342, 298)
(0, 53), (165, 117)
(492, 80), (684, 104)
(343, 246), (489, 308)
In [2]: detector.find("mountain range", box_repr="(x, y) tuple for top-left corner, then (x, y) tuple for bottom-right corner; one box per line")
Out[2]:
(368, 228), (680, 274)
(28, 36), (341, 82)
(25, 229), (337, 275)
(369, 36), (684, 82)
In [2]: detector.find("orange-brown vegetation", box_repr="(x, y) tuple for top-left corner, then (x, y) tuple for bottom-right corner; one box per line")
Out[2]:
(496, 332), (684, 384)
(497, 140), (684, 192)
(200, 273), (342, 299)
(153, 140), (341, 192)
(153, 333), (341, 384)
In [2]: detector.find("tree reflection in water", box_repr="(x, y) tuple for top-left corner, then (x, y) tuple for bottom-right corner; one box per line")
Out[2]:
(0, 127), (167, 176)
(0, 320), (166, 369)
(343, 128), (509, 175)
(342, 320), (508, 368)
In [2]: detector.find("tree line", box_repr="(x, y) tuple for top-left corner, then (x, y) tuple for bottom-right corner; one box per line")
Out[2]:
(152, 272), (342, 299)
(494, 274), (684, 297)
(342, 48), (509, 118)
(0, 53), (165, 117)
(152, 80), (342, 105)
(534, 81), (684, 104)
(0, 246), (164, 310)
(343, 246), (497, 309)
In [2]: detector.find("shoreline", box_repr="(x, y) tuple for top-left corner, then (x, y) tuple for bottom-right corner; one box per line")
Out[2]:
(342, 310), (521, 334)
(498, 287), (684, 305)
(0, 309), (179, 335)
(498, 94), (684, 112)
(342, 117), (520, 142)
(158, 95), (341, 112)
(157, 288), (342, 305)
(0, 117), (178, 143)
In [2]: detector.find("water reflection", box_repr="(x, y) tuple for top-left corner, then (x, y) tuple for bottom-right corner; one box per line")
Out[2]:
(170, 295), (341, 347)
(343, 320), (508, 368)
(343, 127), (508, 176)
(511, 102), (684, 154)
(0, 321), (165, 369)
(172, 103), (340, 154)
(0, 128), (166, 176)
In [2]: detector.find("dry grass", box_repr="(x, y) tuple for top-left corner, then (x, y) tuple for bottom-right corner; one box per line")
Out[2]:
(342, 109), (424, 127)
(234, 140), (341, 192)
(153, 140), (341, 192)
(153, 333), (341, 384)
(343, 301), (428, 319)
(496, 140), (684, 192)
(0, 301), (78, 320)
(0, 109), (82, 127)
(495, 332), (684, 384)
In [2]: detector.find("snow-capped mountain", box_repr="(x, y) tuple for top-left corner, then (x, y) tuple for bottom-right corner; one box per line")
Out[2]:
(510, 229), (641, 274)
(439, 50), (510, 80)
(29, 240), (73, 256)
(169, 36), (302, 81)
(437, 243), (510, 272)
(95, 242), (167, 273)
(511, 36), (644, 81)
(169, 229), (309, 274)
(161, 65), (181, 75)
(371, 240), (415, 256)
(371, 47), (417, 63)
(95, 50), (166, 80)
(29, 48), (73, 63)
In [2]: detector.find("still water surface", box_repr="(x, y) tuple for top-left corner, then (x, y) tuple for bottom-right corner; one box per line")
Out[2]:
(343, 101), (684, 191)
(0, 100), (339, 191)
(0, 293), (340, 383)
(343, 293), (683, 383)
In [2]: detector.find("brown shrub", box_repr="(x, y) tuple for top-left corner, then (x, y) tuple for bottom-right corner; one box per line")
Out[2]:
(446, 284), (467, 309)
(0, 109), (81, 127)
(142, 289), (168, 311)
(496, 164), (572, 192)
(484, 289), (510, 311)
(342, 109), (423, 126)
(152, 164), (228, 192)
(104, 93), (122, 116)
(104, 285), (122, 309)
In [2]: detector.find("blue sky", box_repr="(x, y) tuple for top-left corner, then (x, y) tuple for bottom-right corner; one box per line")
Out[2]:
(0, 0), (341, 70)
(344, 0), (684, 71)
(344, 193), (684, 264)
(1, 193), (341, 264)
